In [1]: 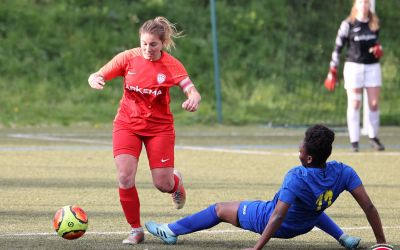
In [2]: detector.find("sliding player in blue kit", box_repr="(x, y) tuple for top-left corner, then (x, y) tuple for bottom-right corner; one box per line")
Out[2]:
(145, 125), (391, 249)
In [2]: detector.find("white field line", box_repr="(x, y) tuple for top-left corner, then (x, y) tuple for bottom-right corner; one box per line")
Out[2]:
(177, 146), (293, 156)
(6, 134), (400, 156)
(8, 134), (110, 145)
(177, 131), (400, 137)
(177, 146), (400, 156)
(0, 226), (399, 238)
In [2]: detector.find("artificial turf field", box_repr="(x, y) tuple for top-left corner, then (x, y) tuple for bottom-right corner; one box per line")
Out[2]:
(0, 125), (399, 250)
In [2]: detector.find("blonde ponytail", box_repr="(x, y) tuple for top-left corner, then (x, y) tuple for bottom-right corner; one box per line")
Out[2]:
(139, 16), (183, 51)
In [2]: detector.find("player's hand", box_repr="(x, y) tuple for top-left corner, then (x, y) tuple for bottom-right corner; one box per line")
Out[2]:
(324, 67), (338, 92)
(369, 43), (383, 59)
(182, 95), (200, 112)
(370, 243), (393, 250)
(182, 87), (201, 112)
(88, 73), (105, 90)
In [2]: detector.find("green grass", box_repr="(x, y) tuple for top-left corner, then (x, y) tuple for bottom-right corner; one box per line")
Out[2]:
(2, 1), (400, 127)
(0, 125), (399, 249)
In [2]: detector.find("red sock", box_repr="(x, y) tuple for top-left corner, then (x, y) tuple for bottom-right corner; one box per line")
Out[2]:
(119, 186), (141, 228)
(169, 174), (180, 193)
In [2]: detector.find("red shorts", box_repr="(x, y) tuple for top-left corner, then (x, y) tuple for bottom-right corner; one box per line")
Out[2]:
(113, 122), (175, 169)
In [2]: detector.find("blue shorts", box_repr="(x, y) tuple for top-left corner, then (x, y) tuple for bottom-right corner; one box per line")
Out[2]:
(237, 200), (314, 239)
(237, 200), (273, 235)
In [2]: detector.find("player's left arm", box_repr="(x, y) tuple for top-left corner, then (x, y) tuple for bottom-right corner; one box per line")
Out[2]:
(350, 185), (387, 244)
(369, 42), (383, 58)
(244, 201), (290, 250)
(179, 77), (201, 112)
(369, 30), (383, 59)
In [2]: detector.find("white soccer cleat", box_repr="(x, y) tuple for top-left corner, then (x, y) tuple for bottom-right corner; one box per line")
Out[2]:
(122, 227), (144, 245)
(172, 170), (186, 209)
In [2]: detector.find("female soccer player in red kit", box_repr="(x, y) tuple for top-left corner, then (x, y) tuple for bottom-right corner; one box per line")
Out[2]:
(88, 16), (201, 245)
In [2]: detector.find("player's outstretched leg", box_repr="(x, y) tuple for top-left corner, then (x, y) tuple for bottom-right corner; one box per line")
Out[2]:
(145, 222), (177, 245)
(145, 204), (222, 244)
(339, 234), (361, 250)
(172, 170), (186, 209)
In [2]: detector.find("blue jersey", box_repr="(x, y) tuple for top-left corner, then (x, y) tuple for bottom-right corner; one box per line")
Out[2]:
(237, 160), (362, 238)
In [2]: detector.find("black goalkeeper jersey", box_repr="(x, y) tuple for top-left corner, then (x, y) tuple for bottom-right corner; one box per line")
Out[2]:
(330, 19), (380, 68)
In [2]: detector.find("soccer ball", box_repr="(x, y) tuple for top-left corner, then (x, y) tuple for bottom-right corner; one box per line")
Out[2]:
(371, 244), (393, 250)
(53, 205), (88, 240)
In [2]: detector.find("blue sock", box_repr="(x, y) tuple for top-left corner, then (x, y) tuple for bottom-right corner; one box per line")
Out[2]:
(316, 212), (344, 241)
(168, 204), (221, 235)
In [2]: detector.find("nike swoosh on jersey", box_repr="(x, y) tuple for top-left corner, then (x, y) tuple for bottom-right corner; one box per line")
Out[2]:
(161, 158), (170, 163)
(127, 71), (136, 75)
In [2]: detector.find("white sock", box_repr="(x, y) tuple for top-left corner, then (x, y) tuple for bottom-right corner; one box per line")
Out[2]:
(367, 110), (380, 139)
(347, 106), (360, 143)
(131, 227), (143, 232)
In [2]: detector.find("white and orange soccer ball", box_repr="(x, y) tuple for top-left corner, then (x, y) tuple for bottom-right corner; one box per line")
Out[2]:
(53, 205), (88, 240)
(371, 244), (393, 250)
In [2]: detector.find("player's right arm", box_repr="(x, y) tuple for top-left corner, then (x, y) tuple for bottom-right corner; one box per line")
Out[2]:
(88, 73), (105, 90)
(329, 20), (349, 69)
(88, 50), (130, 90)
(244, 170), (298, 250)
(324, 20), (349, 91)
(350, 185), (387, 244)
(243, 200), (290, 250)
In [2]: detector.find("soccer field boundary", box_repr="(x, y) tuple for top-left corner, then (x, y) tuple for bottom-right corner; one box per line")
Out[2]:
(1, 226), (399, 238)
(4, 133), (400, 154)
(8, 133), (110, 145)
(176, 146), (400, 156)
(2, 144), (400, 156)
(7, 130), (400, 140)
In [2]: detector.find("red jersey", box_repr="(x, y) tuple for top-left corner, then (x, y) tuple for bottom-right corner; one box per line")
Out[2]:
(99, 48), (189, 136)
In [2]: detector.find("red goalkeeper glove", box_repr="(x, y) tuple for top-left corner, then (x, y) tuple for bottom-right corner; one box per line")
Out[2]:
(324, 67), (338, 92)
(370, 243), (393, 250)
(369, 43), (383, 59)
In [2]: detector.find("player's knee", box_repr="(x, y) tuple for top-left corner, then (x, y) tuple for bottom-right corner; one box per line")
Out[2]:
(347, 92), (362, 109)
(153, 179), (173, 193)
(369, 102), (379, 111)
(117, 171), (135, 188)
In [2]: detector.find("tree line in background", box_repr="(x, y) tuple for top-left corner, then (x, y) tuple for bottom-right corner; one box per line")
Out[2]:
(1, 0), (399, 127)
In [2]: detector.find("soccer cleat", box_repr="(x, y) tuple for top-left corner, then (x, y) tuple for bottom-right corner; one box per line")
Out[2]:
(172, 170), (186, 209)
(369, 138), (385, 151)
(122, 227), (144, 245)
(339, 234), (361, 250)
(351, 142), (359, 152)
(145, 221), (177, 245)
